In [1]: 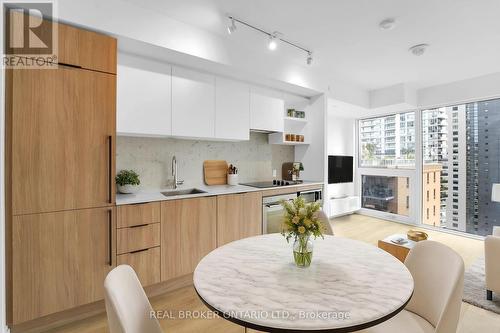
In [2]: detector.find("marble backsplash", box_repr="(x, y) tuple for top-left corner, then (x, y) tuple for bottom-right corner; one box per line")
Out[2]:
(116, 133), (295, 190)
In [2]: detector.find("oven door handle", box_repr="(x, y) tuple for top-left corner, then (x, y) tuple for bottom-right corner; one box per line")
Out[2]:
(264, 204), (285, 211)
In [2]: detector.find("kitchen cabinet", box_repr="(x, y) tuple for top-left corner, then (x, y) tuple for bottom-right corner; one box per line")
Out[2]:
(117, 223), (161, 254)
(117, 202), (161, 228)
(117, 247), (161, 287)
(215, 77), (250, 141)
(117, 55), (172, 136)
(11, 207), (116, 324)
(172, 66), (215, 139)
(8, 67), (116, 215)
(9, 67), (116, 214)
(250, 88), (284, 132)
(161, 197), (217, 281)
(217, 192), (263, 246)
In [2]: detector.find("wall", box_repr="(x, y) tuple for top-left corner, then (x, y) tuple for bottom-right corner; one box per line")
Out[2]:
(116, 132), (294, 189)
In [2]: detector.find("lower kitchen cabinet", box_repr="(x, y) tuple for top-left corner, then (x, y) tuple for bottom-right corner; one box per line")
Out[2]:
(11, 207), (116, 324)
(161, 197), (217, 281)
(117, 247), (161, 286)
(217, 192), (263, 246)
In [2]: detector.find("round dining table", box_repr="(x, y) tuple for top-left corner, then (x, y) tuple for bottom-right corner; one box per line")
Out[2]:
(194, 234), (414, 333)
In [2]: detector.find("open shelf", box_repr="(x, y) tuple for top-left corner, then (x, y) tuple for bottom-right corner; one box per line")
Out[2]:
(268, 132), (310, 145)
(284, 116), (307, 123)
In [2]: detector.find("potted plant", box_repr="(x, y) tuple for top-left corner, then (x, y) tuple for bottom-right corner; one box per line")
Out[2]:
(281, 197), (324, 268)
(115, 169), (141, 194)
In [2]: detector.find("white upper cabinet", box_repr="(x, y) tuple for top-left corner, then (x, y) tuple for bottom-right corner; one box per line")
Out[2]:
(250, 88), (284, 132)
(117, 54), (172, 136)
(215, 77), (250, 141)
(172, 66), (215, 139)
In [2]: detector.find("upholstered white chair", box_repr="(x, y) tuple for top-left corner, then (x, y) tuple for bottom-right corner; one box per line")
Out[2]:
(359, 240), (464, 333)
(104, 265), (163, 333)
(485, 226), (500, 300)
(316, 210), (334, 236)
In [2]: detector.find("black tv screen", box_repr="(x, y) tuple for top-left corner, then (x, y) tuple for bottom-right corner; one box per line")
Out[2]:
(328, 155), (353, 184)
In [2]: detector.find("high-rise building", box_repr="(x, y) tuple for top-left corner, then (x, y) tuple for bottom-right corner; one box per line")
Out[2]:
(422, 164), (442, 227)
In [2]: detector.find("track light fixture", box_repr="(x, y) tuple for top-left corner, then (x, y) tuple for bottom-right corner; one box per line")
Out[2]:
(227, 18), (236, 34)
(226, 15), (313, 65)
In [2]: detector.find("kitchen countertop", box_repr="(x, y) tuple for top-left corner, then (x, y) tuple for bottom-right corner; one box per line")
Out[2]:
(116, 181), (324, 205)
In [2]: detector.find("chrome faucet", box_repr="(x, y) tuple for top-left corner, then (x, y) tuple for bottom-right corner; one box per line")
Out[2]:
(171, 155), (184, 189)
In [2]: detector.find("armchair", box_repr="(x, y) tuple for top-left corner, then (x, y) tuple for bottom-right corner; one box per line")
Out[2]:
(485, 226), (500, 300)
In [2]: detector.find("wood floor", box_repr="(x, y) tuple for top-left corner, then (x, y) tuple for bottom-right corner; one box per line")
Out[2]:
(37, 214), (500, 333)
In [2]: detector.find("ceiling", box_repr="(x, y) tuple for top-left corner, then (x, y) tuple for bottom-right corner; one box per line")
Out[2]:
(124, 0), (500, 91)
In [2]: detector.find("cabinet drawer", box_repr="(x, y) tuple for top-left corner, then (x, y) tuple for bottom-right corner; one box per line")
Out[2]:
(117, 202), (161, 228)
(117, 223), (160, 254)
(117, 247), (160, 286)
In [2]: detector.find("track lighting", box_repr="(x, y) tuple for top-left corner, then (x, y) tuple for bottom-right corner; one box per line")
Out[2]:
(226, 15), (313, 65)
(227, 18), (236, 35)
(268, 33), (278, 50)
(307, 52), (313, 65)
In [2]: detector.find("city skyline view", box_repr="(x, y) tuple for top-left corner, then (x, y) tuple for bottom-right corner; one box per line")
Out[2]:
(359, 98), (500, 236)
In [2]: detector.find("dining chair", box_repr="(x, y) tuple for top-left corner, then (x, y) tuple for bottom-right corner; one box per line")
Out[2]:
(358, 240), (464, 333)
(104, 265), (163, 333)
(485, 226), (500, 300)
(316, 210), (334, 236)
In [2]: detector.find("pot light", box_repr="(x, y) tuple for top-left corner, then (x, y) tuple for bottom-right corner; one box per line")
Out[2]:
(227, 18), (236, 34)
(409, 43), (429, 56)
(307, 52), (313, 65)
(268, 33), (278, 50)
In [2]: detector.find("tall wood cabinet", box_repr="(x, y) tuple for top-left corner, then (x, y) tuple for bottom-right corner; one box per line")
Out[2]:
(5, 20), (117, 325)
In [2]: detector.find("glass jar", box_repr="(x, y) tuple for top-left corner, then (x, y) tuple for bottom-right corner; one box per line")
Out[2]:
(293, 235), (313, 267)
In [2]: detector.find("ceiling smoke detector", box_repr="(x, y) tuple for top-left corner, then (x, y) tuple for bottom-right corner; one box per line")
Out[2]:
(379, 18), (396, 30)
(409, 44), (429, 56)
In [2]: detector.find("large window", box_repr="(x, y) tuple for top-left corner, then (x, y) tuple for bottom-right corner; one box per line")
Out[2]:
(359, 112), (415, 168)
(358, 98), (500, 236)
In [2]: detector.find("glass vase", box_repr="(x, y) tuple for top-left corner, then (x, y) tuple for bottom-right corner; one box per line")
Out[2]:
(293, 235), (313, 268)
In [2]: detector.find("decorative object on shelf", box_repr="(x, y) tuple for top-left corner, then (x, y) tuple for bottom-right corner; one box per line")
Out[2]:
(280, 197), (323, 268)
(290, 134), (297, 141)
(295, 110), (305, 118)
(287, 108), (295, 117)
(285, 133), (291, 141)
(116, 169), (141, 194)
(292, 162), (304, 181)
(407, 230), (428, 242)
(298, 135), (304, 142)
(227, 164), (239, 186)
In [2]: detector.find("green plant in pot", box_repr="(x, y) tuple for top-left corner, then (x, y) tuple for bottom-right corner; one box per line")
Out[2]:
(116, 170), (141, 194)
(281, 197), (324, 268)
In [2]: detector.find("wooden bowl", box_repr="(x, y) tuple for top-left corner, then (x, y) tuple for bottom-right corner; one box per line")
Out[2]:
(407, 230), (428, 242)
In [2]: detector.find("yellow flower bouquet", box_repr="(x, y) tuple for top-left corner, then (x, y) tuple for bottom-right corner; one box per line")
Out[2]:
(280, 197), (324, 267)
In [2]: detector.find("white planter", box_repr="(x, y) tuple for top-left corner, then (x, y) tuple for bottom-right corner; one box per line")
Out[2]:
(117, 184), (140, 194)
(227, 174), (239, 186)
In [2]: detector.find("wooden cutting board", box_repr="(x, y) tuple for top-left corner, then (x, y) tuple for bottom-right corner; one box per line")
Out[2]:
(203, 160), (228, 185)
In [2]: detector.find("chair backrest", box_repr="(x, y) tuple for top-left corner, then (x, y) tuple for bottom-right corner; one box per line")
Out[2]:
(493, 226), (500, 237)
(104, 265), (163, 333)
(316, 210), (334, 236)
(404, 241), (464, 333)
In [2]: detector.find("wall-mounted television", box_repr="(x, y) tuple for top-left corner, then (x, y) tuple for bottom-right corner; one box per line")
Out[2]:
(328, 155), (353, 184)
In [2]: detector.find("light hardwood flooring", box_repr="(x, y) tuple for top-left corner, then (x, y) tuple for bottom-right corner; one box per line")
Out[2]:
(36, 214), (500, 333)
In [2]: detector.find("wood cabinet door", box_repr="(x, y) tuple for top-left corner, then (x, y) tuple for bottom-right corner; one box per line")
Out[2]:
(58, 21), (117, 74)
(10, 67), (115, 215)
(171, 66), (215, 139)
(12, 207), (116, 324)
(217, 192), (263, 246)
(161, 197), (217, 281)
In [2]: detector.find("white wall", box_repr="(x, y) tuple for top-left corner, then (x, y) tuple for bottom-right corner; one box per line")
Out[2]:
(295, 94), (327, 182)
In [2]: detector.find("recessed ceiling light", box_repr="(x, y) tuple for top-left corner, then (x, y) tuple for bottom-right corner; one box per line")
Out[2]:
(409, 43), (429, 56)
(268, 33), (278, 50)
(379, 18), (396, 30)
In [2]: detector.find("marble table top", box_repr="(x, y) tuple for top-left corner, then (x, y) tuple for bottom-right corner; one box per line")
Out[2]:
(194, 234), (414, 332)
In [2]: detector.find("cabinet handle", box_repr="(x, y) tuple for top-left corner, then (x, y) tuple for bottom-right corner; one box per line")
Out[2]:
(130, 223), (149, 228)
(130, 248), (149, 254)
(108, 209), (113, 266)
(108, 135), (113, 204)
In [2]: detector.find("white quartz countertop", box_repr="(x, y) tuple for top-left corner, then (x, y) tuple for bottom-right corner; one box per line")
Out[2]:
(194, 234), (414, 332)
(116, 181), (324, 205)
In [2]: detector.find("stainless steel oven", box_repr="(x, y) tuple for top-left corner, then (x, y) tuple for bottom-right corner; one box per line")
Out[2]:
(262, 189), (322, 234)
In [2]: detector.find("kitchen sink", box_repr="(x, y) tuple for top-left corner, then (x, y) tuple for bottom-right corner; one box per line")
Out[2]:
(161, 188), (207, 197)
